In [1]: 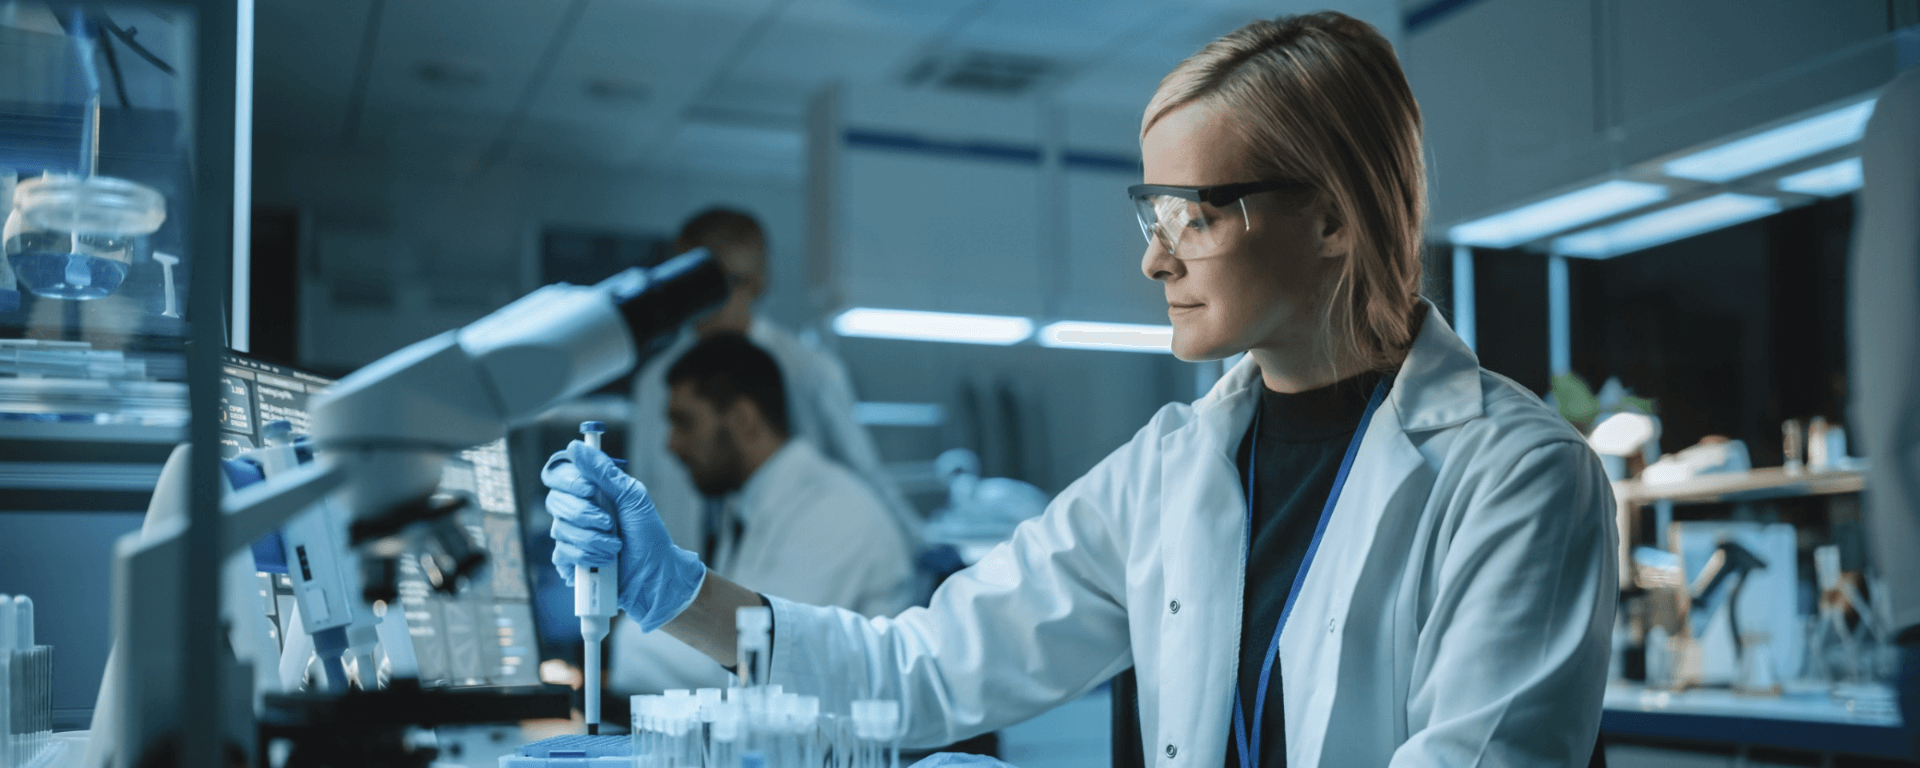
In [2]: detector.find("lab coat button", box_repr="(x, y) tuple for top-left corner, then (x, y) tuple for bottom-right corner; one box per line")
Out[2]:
(1168, 600), (1179, 614)
(1165, 744), (1177, 758)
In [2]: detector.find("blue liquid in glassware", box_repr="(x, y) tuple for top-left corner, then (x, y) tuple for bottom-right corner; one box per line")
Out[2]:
(10, 251), (129, 299)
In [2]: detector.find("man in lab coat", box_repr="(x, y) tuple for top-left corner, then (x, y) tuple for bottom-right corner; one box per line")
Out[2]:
(607, 334), (915, 692)
(625, 208), (917, 567)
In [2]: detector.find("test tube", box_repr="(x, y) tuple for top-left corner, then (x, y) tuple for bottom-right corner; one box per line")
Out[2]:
(634, 694), (660, 768)
(15, 595), (37, 766)
(710, 700), (744, 768)
(698, 688), (724, 768)
(1, 593), (12, 768)
(797, 695), (821, 768)
(735, 607), (772, 689)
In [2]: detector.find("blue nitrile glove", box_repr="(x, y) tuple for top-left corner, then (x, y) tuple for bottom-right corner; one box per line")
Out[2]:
(909, 754), (1018, 768)
(542, 440), (706, 632)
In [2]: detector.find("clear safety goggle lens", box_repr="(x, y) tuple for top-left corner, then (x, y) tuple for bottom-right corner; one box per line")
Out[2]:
(1131, 194), (1250, 259)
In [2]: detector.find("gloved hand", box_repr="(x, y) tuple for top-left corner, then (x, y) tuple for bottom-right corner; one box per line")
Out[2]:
(543, 440), (706, 632)
(909, 753), (1019, 768)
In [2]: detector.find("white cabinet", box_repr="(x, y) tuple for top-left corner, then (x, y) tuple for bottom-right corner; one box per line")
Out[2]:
(809, 85), (1164, 325)
(1406, 0), (1898, 234)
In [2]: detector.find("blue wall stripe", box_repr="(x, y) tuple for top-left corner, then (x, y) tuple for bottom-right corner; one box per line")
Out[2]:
(1061, 150), (1141, 175)
(1404, 0), (1486, 35)
(842, 129), (1142, 174)
(844, 128), (1042, 165)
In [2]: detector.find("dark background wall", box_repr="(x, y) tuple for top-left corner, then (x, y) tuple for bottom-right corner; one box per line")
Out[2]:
(1468, 195), (1856, 466)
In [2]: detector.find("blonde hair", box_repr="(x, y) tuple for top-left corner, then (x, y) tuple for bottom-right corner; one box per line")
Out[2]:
(1146, 12), (1426, 372)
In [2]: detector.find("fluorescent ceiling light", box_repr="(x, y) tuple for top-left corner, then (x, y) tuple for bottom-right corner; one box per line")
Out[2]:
(1038, 321), (1174, 353)
(832, 307), (1033, 345)
(1777, 157), (1863, 197)
(1449, 180), (1669, 248)
(852, 401), (946, 427)
(1553, 193), (1782, 259)
(1663, 99), (1875, 183)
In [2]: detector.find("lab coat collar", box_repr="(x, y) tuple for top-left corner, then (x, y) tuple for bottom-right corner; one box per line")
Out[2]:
(1194, 299), (1482, 435)
(734, 438), (818, 528)
(1389, 301), (1483, 433)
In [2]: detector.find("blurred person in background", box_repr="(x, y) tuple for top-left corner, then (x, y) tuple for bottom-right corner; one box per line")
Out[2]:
(625, 208), (918, 572)
(1850, 65), (1920, 753)
(582, 334), (913, 692)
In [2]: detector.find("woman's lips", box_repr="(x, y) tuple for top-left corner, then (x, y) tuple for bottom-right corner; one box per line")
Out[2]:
(1169, 303), (1203, 315)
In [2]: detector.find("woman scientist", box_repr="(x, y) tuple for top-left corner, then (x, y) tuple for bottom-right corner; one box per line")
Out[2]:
(542, 11), (1616, 767)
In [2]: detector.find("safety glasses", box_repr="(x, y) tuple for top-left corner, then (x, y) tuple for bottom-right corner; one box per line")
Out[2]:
(1127, 180), (1311, 259)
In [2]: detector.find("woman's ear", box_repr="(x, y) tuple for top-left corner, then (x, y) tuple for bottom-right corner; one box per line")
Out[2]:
(1318, 201), (1351, 259)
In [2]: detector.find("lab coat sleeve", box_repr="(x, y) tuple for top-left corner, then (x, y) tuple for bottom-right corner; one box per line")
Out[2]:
(1392, 439), (1617, 767)
(764, 439), (1141, 748)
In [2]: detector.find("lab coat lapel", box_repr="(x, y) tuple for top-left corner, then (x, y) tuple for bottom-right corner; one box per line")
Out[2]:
(1155, 361), (1258, 768)
(1279, 305), (1482, 766)
(1278, 397), (1428, 767)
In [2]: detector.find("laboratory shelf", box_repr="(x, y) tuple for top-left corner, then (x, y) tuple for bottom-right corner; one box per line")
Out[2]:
(0, 420), (183, 512)
(1602, 683), (1910, 759)
(1616, 466), (1865, 508)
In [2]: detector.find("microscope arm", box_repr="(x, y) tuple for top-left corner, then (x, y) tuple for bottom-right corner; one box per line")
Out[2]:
(307, 249), (727, 524)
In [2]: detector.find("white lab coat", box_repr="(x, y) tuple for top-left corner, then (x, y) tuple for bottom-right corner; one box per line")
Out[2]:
(766, 306), (1618, 767)
(627, 317), (918, 553)
(1852, 67), (1920, 634)
(610, 439), (915, 692)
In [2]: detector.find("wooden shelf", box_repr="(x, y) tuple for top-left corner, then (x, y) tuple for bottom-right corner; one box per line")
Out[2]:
(1615, 466), (1865, 508)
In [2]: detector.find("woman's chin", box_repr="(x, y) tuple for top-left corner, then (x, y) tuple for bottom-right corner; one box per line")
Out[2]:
(1169, 331), (1240, 363)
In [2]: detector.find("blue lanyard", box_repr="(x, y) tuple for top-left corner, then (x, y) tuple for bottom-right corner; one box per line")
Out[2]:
(1231, 375), (1391, 768)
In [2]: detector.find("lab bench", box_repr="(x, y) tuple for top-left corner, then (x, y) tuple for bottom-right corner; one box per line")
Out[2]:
(1602, 681), (1910, 761)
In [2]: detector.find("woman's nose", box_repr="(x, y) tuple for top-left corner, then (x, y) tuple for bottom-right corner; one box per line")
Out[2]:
(1142, 238), (1178, 282)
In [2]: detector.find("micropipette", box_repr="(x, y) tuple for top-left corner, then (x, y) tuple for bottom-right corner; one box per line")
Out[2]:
(576, 421), (620, 735)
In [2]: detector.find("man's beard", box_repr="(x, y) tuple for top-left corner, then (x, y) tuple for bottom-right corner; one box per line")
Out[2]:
(692, 430), (746, 499)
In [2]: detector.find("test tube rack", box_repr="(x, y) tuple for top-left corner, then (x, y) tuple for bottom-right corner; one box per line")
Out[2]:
(1, 595), (54, 768)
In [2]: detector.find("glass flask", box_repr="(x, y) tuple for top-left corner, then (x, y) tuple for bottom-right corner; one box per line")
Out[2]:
(3, 174), (166, 300)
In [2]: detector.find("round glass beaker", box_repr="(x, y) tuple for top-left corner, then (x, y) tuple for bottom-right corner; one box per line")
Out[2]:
(3, 174), (166, 300)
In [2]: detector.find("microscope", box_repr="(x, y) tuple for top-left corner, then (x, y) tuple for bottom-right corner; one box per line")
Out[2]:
(92, 250), (728, 767)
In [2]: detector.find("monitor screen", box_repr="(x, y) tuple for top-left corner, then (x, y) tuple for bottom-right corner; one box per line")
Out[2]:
(219, 353), (542, 688)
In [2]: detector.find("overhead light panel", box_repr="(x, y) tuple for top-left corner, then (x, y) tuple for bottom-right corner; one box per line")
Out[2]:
(1777, 157), (1863, 197)
(832, 308), (1033, 345)
(1553, 193), (1782, 259)
(1449, 180), (1670, 248)
(852, 402), (946, 427)
(1038, 321), (1173, 353)
(1662, 99), (1875, 183)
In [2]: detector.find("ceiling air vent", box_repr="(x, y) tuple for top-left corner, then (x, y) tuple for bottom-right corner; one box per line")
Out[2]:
(902, 49), (1059, 97)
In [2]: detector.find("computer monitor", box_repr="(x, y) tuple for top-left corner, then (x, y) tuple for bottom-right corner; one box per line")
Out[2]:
(219, 352), (542, 689)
